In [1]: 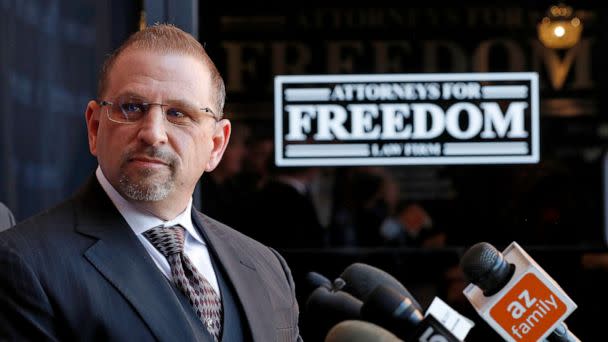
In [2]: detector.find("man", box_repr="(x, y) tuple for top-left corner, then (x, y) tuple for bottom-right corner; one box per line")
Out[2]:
(0, 24), (300, 341)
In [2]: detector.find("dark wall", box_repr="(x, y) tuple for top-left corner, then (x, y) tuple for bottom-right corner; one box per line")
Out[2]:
(200, 4), (607, 248)
(0, 0), (140, 220)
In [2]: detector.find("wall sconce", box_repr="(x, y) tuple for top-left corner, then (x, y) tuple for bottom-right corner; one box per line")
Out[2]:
(537, 3), (583, 49)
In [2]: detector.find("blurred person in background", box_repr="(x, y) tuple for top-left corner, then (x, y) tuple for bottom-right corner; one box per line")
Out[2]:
(200, 121), (250, 229)
(330, 167), (398, 247)
(379, 200), (447, 248)
(237, 127), (274, 192)
(248, 166), (327, 249)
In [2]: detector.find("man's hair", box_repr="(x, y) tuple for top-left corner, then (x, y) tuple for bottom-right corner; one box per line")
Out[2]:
(97, 23), (226, 117)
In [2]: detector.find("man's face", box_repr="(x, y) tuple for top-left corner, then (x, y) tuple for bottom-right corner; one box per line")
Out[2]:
(85, 49), (230, 207)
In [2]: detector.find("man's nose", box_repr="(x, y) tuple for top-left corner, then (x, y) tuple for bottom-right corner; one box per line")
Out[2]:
(136, 104), (169, 146)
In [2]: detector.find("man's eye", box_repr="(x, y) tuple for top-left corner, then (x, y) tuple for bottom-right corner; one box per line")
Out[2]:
(121, 102), (145, 113)
(166, 108), (187, 118)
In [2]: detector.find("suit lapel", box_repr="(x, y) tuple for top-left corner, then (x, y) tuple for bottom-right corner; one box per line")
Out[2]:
(73, 177), (208, 342)
(193, 212), (275, 342)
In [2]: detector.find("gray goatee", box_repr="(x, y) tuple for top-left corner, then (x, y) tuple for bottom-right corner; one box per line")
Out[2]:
(118, 146), (178, 201)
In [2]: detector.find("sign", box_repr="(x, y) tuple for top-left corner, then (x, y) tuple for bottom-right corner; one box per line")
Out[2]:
(275, 73), (539, 166)
(489, 273), (567, 342)
(463, 242), (577, 342)
(425, 297), (475, 340)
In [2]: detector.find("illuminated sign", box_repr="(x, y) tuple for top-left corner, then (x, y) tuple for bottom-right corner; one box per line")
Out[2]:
(275, 73), (539, 166)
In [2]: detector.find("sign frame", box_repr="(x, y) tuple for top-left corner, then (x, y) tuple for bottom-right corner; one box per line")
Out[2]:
(274, 72), (540, 166)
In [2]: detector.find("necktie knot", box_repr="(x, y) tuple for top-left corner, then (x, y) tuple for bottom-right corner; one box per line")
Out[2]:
(143, 225), (185, 257)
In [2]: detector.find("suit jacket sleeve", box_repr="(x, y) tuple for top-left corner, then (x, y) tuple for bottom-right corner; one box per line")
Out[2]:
(0, 239), (59, 341)
(269, 247), (303, 342)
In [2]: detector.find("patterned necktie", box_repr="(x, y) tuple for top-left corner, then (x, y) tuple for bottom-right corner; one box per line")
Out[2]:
(144, 225), (223, 341)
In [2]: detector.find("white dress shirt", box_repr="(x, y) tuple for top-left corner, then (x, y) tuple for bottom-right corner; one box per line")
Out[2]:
(95, 167), (221, 298)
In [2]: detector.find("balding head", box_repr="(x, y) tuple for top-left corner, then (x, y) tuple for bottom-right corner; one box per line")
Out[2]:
(98, 24), (225, 117)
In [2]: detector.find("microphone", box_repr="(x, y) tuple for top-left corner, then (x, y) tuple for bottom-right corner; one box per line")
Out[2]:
(460, 242), (579, 342)
(361, 284), (461, 341)
(304, 286), (363, 341)
(306, 271), (347, 292)
(340, 262), (474, 340)
(340, 263), (422, 311)
(306, 271), (332, 289)
(325, 320), (403, 342)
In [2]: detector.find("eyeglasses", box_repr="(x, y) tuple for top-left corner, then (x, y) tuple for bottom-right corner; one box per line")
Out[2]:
(97, 96), (220, 126)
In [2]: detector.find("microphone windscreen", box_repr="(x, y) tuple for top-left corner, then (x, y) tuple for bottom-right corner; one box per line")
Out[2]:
(340, 263), (422, 311)
(460, 242), (514, 296)
(325, 320), (403, 342)
(304, 287), (362, 340)
(459, 242), (501, 283)
(306, 271), (332, 289)
(361, 285), (423, 338)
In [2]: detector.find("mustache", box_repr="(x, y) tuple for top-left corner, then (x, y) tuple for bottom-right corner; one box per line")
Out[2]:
(122, 146), (178, 167)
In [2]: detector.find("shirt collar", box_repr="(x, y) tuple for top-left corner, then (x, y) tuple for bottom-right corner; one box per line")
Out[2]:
(95, 166), (205, 245)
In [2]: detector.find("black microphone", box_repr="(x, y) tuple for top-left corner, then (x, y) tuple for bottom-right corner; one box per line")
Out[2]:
(361, 285), (461, 341)
(306, 271), (332, 290)
(325, 320), (403, 342)
(340, 263), (422, 312)
(304, 286), (363, 341)
(460, 242), (515, 296)
(460, 242), (579, 342)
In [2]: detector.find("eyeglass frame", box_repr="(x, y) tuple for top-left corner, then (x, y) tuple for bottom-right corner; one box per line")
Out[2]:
(96, 98), (221, 126)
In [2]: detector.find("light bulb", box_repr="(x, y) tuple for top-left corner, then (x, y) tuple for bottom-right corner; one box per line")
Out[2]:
(554, 25), (566, 37)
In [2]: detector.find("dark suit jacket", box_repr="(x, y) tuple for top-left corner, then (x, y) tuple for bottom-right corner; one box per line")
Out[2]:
(0, 177), (300, 341)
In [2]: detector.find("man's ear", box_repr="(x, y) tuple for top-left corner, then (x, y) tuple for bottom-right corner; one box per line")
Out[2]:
(205, 119), (231, 172)
(85, 100), (100, 157)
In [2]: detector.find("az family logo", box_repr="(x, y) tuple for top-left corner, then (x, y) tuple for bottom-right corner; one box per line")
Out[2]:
(489, 273), (566, 341)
